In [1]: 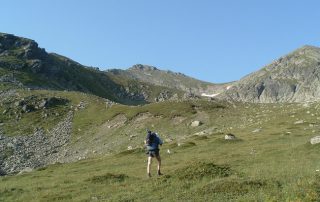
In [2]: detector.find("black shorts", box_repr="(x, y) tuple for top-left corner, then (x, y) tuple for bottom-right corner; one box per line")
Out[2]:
(147, 150), (160, 157)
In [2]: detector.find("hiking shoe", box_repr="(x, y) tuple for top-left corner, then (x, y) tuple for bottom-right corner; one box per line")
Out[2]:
(148, 173), (151, 178)
(157, 170), (163, 176)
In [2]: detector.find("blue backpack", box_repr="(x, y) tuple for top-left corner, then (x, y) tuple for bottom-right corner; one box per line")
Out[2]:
(146, 132), (157, 151)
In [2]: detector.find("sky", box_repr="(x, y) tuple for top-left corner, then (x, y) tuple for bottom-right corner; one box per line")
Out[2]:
(1, 0), (320, 83)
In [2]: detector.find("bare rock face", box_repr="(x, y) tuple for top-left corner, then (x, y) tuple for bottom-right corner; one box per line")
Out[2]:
(221, 46), (320, 103)
(0, 33), (48, 59)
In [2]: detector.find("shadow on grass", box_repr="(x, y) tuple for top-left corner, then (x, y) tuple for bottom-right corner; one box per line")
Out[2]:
(116, 147), (145, 157)
(0, 187), (24, 199)
(167, 141), (197, 149)
(87, 173), (128, 184)
(199, 178), (267, 195)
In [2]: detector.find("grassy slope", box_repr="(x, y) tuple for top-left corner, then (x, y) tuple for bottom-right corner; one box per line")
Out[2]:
(1, 92), (320, 201)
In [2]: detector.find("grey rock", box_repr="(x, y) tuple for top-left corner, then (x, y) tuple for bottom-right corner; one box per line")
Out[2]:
(0, 112), (73, 175)
(29, 59), (43, 73)
(191, 120), (202, 127)
(225, 133), (236, 140)
(252, 128), (261, 133)
(294, 120), (304, 124)
(18, 167), (33, 174)
(39, 99), (47, 108)
(310, 136), (320, 145)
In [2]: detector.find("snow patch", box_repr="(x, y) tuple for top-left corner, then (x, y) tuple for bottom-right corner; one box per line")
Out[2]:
(201, 93), (220, 97)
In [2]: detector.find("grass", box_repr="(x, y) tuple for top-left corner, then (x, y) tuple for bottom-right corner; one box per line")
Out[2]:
(1, 90), (320, 201)
(1, 128), (320, 201)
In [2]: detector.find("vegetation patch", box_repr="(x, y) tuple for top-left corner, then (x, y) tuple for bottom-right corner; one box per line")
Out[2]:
(176, 162), (232, 180)
(177, 141), (197, 149)
(41, 193), (73, 202)
(199, 178), (267, 196)
(0, 187), (24, 199)
(191, 135), (209, 140)
(116, 147), (144, 157)
(87, 173), (128, 184)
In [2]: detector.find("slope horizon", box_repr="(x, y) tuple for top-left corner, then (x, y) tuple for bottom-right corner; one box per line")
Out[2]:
(2, 32), (318, 85)
(30, 40), (320, 84)
(2, 1), (320, 84)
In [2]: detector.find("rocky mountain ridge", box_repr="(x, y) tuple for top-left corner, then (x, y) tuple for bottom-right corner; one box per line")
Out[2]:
(221, 45), (320, 103)
(0, 33), (188, 104)
(108, 64), (231, 97)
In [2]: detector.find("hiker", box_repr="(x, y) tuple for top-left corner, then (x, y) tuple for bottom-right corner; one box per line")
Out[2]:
(144, 130), (163, 177)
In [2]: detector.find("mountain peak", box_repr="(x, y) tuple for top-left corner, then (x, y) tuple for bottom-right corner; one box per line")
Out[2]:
(129, 64), (158, 71)
(299, 44), (320, 50)
(291, 45), (320, 56)
(222, 44), (320, 103)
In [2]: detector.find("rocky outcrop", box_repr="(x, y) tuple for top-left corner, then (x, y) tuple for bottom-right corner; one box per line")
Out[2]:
(0, 112), (73, 175)
(0, 33), (48, 73)
(222, 46), (320, 103)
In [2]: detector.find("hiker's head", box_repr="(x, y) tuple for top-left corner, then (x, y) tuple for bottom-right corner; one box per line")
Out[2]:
(147, 129), (152, 134)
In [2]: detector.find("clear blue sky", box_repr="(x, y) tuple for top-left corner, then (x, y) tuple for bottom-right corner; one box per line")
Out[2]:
(1, 0), (320, 83)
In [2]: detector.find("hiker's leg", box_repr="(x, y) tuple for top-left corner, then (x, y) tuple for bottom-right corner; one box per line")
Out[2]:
(156, 155), (161, 174)
(147, 156), (152, 175)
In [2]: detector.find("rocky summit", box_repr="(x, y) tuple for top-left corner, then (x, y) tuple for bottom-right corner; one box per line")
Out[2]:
(221, 45), (320, 103)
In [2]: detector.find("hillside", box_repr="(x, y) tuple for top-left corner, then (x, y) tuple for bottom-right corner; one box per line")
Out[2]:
(107, 64), (232, 97)
(0, 33), (186, 104)
(1, 92), (320, 201)
(222, 45), (320, 103)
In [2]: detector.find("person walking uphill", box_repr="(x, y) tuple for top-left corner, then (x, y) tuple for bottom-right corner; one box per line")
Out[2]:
(145, 130), (163, 177)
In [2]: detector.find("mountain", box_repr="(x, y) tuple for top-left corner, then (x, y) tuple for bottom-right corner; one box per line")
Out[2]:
(221, 45), (320, 103)
(107, 64), (232, 97)
(2, 33), (320, 200)
(0, 33), (187, 104)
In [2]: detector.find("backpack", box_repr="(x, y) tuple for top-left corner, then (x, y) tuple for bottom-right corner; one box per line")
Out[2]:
(146, 132), (156, 146)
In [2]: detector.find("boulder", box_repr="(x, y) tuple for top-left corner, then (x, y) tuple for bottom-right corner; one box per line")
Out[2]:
(38, 99), (48, 108)
(225, 133), (236, 140)
(191, 121), (202, 127)
(29, 59), (43, 73)
(294, 120), (304, 124)
(310, 136), (320, 145)
(21, 104), (35, 113)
